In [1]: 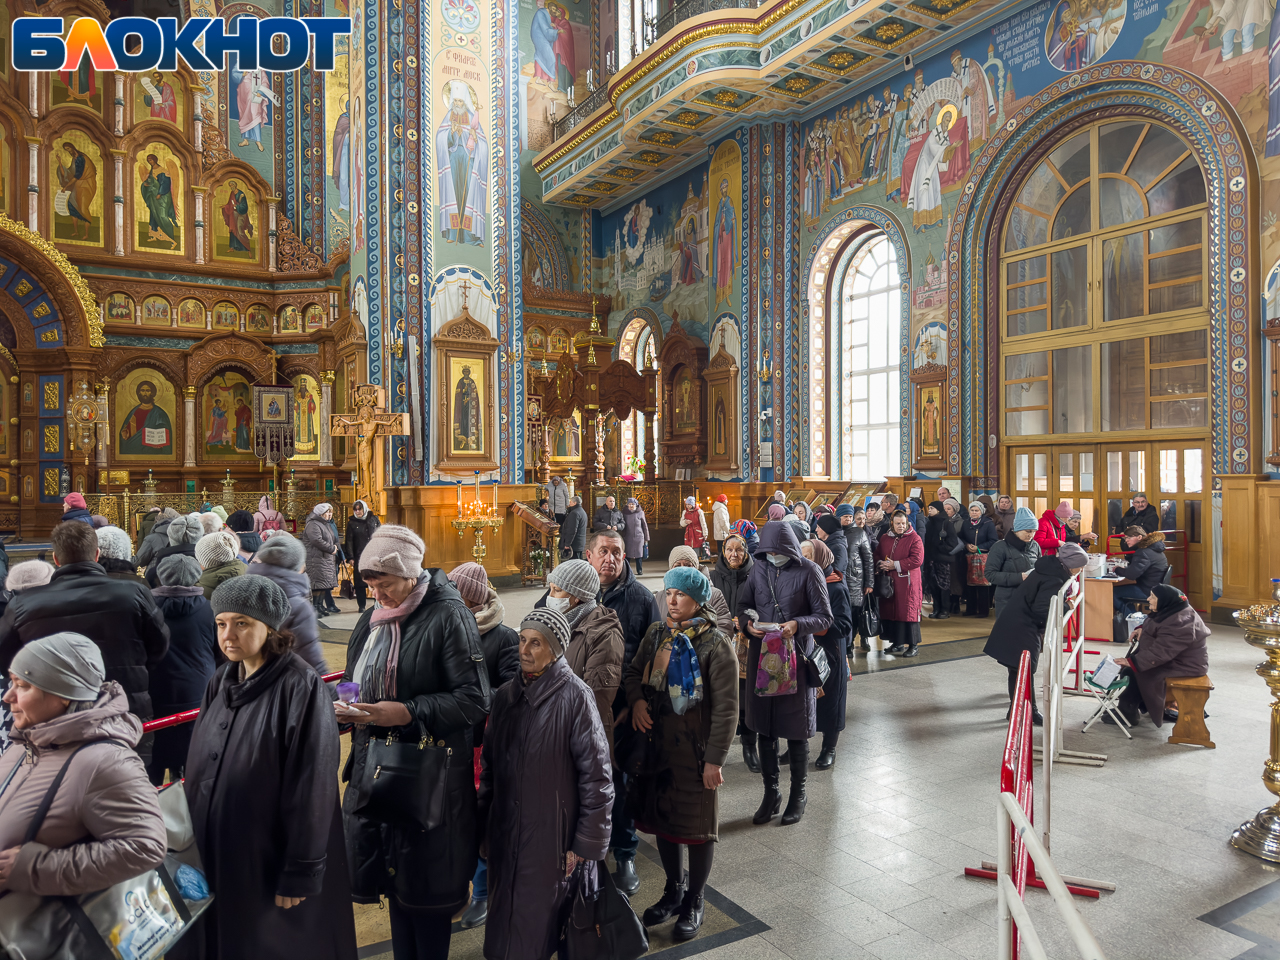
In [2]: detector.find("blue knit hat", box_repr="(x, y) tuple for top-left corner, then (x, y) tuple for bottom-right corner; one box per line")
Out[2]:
(664, 566), (711, 605)
(835, 503), (855, 518)
(1013, 507), (1037, 532)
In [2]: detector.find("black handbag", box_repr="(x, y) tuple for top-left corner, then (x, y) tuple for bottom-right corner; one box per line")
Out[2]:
(561, 862), (648, 960)
(799, 642), (831, 687)
(876, 572), (895, 599)
(353, 729), (451, 833)
(861, 595), (882, 640)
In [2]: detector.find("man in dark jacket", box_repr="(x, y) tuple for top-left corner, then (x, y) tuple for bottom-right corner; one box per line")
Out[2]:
(983, 542), (1088, 725)
(559, 496), (588, 560)
(1112, 527), (1169, 611)
(1114, 494), (1160, 535)
(0, 520), (170, 761)
(592, 494), (624, 533)
(478, 608), (613, 960)
(342, 499), (381, 612)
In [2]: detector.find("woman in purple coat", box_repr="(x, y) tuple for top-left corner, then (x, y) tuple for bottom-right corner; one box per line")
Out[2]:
(621, 497), (650, 575)
(874, 510), (925, 657)
(733, 521), (832, 828)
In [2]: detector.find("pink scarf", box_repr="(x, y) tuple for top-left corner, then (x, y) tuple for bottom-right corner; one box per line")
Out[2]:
(364, 578), (430, 700)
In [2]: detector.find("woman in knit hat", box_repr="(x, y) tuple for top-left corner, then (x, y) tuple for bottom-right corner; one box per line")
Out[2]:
(1035, 499), (1075, 558)
(656, 545), (733, 634)
(626, 565), (738, 942)
(622, 496), (650, 575)
(186, 575), (357, 960)
(681, 495), (708, 553)
(145, 512), (202, 587)
(0, 632), (166, 898)
(195, 529), (247, 600)
(247, 532), (326, 673)
(546, 558), (625, 756)
(303, 503), (341, 616)
(146, 554), (217, 784)
(478, 607), (613, 960)
(710, 533), (756, 771)
(340, 525), (489, 959)
(984, 506), (1042, 618)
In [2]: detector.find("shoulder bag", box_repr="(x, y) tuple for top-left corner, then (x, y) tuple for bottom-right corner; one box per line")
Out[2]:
(876, 538), (897, 599)
(353, 727), (452, 833)
(338, 561), (356, 600)
(798, 641), (831, 687)
(0, 744), (212, 960)
(561, 861), (648, 960)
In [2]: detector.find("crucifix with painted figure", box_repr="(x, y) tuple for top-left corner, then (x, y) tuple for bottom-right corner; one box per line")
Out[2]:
(329, 384), (410, 515)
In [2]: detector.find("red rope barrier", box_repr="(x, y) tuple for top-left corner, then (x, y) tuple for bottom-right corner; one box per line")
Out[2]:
(142, 670), (345, 732)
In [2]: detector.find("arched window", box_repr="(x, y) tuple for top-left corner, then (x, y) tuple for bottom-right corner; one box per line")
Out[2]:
(834, 234), (900, 480)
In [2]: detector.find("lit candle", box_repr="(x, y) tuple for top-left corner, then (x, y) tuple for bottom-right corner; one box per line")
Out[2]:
(457, 481), (462, 517)
(492, 472), (497, 514)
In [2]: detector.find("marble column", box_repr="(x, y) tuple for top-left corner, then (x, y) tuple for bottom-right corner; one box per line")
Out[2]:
(319, 372), (334, 466)
(26, 73), (37, 118)
(192, 84), (205, 152)
(111, 150), (125, 257)
(112, 73), (124, 136)
(267, 199), (279, 272)
(184, 387), (196, 467)
(25, 138), (39, 231)
(192, 187), (206, 265)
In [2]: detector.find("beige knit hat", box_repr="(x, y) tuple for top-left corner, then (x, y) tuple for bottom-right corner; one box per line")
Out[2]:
(359, 524), (425, 578)
(195, 530), (239, 569)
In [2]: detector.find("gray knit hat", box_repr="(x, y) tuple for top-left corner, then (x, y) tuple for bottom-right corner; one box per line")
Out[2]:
(210, 574), (291, 632)
(160, 507), (179, 521)
(158, 554), (202, 587)
(168, 515), (204, 545)
(520, 609), (572, 659)
(1056, 543), (1089, 570)
(359, 525), (425, 579)
(11, 632), (104, 701)
(195, 530), (239, 569)
(6, 560), (54, 592)
(95, 525), (133, 561)
(547, 558), (599, 602)
(254, 531), (306, 571)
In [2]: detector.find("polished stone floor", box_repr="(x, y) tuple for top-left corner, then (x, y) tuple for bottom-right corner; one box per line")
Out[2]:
(329, 575), (1280, 960)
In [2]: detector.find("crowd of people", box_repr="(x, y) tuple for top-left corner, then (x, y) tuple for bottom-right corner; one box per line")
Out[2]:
(0, 482), (1212, 960)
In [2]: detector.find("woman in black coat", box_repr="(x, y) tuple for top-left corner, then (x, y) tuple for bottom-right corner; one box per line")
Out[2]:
(923, 502), (959, 620)
(342, 499), (381, 613)
(959, 501), (998, 618)
(339, 525), (490, 960)
(710, 534), (757, 771)
(839, 509), (875, 651)
(802, 539), (851, 771)
(813, 514), (849, 576)
(983, 545), (1089, 724)
(184, 575), (357, 960)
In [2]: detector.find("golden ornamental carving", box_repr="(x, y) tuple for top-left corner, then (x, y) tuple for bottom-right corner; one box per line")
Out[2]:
(43, 381), (59, 411)
(43, 425), (59, 453)
(713, 90), (738, 104)
(876, 22), (906, 39)
(828, 51), (856, 67)
(320, 370), (336, 384)
(276, 218), (325, 274)
(0, 344), (17, 372)
(0, 214), (102, 347)
(43, 468), (59, 497)
(185, 386), (197, 398)
(784, 76), (812, 92)
(201, 125), (234, 170)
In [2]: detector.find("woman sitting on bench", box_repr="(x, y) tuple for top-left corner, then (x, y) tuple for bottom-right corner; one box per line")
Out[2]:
(1112, 584), (1209, 728)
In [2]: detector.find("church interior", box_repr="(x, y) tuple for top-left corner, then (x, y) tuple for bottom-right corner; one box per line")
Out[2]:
(9, 0), (1280, 955)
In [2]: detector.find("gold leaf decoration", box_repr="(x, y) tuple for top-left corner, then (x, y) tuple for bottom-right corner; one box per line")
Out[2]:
(828, 52), (856, 66)
(0, 214), (100, 346)
(876, 22), (906, 39)
(43, 425), (58, 453)
(43, 468), (59, 497)
(43, 381), (59, 410)
(713, 90), (738, 104)
(785, 77), (812, 92)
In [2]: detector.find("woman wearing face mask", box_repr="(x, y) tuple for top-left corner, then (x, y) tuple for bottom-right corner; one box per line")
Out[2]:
(733, 521), (833, 827)
(627, 566), (737, 942)
(546, 559), (624, 758)
(800, 539), (851, 770)
(984, 507), (1041, 617)
(621, 497), (650, 575)
(657, 546), (733, 635)
(875, 510), (924, 656)
(710, 534), (757, 772)
(186, 575), (357, 959)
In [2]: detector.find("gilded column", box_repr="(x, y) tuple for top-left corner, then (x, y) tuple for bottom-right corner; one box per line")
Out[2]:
(111, 150), (125, 257)
(192, 186), (206, 265)
(183, 387), (197, 467)
(319, 372), (334, 467)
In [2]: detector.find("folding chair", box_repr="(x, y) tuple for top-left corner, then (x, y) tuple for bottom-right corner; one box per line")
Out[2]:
(1082, 671), (1133, 739)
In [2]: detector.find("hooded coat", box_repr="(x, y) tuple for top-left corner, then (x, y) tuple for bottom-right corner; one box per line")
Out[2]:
(841, 523), (874, 608)
(134, 517), (172, 569)
(817, 524), (849, 577)
(816, 565), (852, 736)
(923, 506), (958, 592)
(984, 555), (1072, 668)
(342, 501), (381, 568)
(994, 505), (1017, 540)
(185, 652), (357, 960)
(624, 619), (738, 842)
(342, 569), (491, 914)
(712, 500), (731, 541)
(0, 683), (165, 896)
(303, 511), (339, 590)
(198, 557), (247, 601)
(254, 495), (286, 533)
(732, 522), (833, 741)
(874, 524), (924, 623)
(1113, 532), (1169, 595)
(985, 531), (1042, 616)
(478, 657), (613, 960)
(246, 560), (327, 673)
(1129, 604), (1210, 725)
(621, 503), (650, 559)
(564, 603), (625, 757)
(149, 585), (218, 714)
(1034, 510), (1069, 557)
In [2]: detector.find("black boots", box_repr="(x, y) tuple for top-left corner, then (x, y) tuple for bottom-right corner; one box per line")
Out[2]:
(815, 734), (837, 770)
(673, 890), (705, 941)
(780, 741), (809, 826)
(459, 898), (487, 929)
(752, 738), (782, 824)
(741, 736), (760, 774)
(642, 872), (687, 926)
(614, 858), (640, 896)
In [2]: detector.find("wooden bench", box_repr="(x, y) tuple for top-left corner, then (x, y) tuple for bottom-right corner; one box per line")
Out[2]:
(1166, 675), (1214, 748)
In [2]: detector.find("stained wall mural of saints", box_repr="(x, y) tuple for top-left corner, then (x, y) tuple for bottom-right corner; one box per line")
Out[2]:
(246, 304), (270, 333)
(229, 54), (277, 184)
(437, 80), (489, 247)
(136, 72), (181, 126)
(451, 359), (483, 453)
(214, 178), (257, 262)
(212, 301), (239, 329)
(114, 370), (176, 460)
(178, 298), (204, 328)
(134, 145), (183, 254)
(51, 133), (102, 247)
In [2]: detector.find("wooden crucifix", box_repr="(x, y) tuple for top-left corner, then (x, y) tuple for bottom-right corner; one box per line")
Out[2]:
(329, 384), (410, 514)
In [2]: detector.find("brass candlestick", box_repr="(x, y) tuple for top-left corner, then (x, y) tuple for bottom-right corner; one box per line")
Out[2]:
(1231, 581), (1280, 862)
(452, 511), (504, 562)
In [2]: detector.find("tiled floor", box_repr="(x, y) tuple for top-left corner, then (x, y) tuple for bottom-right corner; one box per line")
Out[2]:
(335, 579), (1280, 959)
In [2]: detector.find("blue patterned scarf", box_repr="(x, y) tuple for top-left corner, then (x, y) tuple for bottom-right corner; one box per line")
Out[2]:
(666, 619), (706, 716)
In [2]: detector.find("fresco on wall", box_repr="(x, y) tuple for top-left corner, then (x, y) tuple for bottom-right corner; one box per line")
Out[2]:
(52, 53), (101, 112)
(51, 132), (103, 248)
(279, 304), (301, 334)
(708, 141), (741, 314)
(292, 374), (321, 460)
(135, 72), (182, 127)
(326, 44), (352, 248)
(228, 52), (277, 186)
(203, 372), (255, 460)
(521, 0), (589, 155)
(436, 79), (489, 249)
